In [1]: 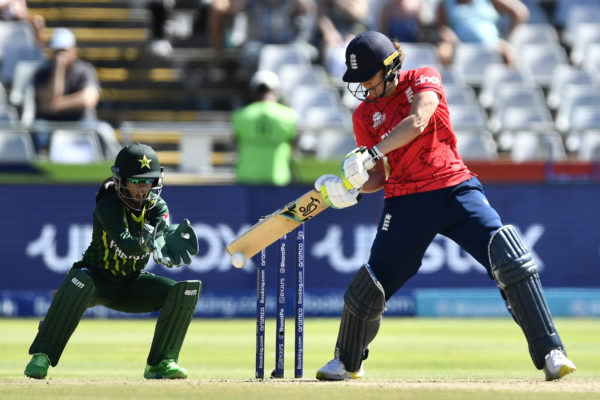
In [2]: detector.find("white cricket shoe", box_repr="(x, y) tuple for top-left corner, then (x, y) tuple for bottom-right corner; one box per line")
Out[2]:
(543, 348), (576, 381)
(316, 358), (364, 381)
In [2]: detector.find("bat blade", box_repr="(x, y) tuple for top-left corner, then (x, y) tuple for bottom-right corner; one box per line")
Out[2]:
(226, 189), (328, 259)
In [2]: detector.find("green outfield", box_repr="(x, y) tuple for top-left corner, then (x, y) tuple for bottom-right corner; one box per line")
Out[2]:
(1, 317), (599, 399)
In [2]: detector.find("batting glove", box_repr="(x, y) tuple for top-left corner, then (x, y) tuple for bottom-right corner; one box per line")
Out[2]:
(341, 146), (383, 189)
(315, 174), (360, 209)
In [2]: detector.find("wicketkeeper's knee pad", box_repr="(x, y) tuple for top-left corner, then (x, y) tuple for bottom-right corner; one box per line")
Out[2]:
(147, 280), (202, 366)
(489, 225), (564, 369)
(29, 269), (95, 366)
(336, 265), (386, 372)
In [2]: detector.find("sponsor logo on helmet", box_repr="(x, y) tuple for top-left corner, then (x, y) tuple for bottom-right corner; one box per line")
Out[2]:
(350, 54), (358, 70)
(414, 75), (441, 86)
(372, 111), (386, 128)
(138, 154), (152, 169)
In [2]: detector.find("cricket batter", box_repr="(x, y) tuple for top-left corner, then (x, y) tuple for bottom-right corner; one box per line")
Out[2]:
(313, 31), (576, 381)
(24, 143), (201, 379)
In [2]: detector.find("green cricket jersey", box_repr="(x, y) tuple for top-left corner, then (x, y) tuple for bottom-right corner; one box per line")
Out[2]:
(74, 179), (169, 277)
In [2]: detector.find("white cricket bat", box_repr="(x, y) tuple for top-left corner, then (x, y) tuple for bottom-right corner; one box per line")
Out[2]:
(226, 189), (328, 259)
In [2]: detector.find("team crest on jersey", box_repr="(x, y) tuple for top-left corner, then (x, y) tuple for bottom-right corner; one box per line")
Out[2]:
(405, 87), (414, 103)
(372, 111), (386, 128)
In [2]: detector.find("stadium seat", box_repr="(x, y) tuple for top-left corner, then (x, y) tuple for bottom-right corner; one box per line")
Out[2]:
(573, 130), (600, 160)
(508, 23), (561, 53)
(288, 86), (341, 121)
(257, 44), (312, 76)
(49, 129), (104, 163)
(479, 63), (535, 109)
(444, 84), (479, 107)
(559, 1), (600, 44)
(278, 64), (328, 102)
(0, 129), (36, 162)
(400, 43), (441, 70)
(451, 44), (503, 86)
(489, 85), (548, 132)
(569, 23), (600, 66)
(508, 130), (567, 162)
(518, 44), (569, 87)
(298, 106), (354, 158)
(0, 21), (42, 85)
(547, 65), (598, 110)
(455, 130), (498, 161)
(555, 86), (600, 132)
(448, 104), (488, 131)
(581, 43), (600, 76)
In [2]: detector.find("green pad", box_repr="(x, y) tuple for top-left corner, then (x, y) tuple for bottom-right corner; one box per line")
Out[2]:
(336, 265), (385, 372)
(29, 269), (94, 366)
(147, 280), (202, 366)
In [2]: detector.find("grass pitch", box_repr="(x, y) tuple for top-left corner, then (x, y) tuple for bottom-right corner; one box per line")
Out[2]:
(1, 317), (599, 399)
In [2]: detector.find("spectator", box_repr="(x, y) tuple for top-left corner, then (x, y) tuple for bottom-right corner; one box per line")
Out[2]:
(376, 0), (428, 43)
(32, 28), (120, 157)
(317, 0), (368, 39)
(232, 70), (298, 186)
(435, 0), (530, 66)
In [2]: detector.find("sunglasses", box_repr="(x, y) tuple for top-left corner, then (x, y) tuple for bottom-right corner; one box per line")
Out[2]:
(128, 177), (154, 185)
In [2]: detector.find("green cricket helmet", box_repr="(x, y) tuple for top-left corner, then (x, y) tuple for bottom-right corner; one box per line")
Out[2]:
(111, 142), (163, 211)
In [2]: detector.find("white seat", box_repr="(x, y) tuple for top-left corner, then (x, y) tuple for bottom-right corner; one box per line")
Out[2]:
(8, 60), (44, 108)
(288, 86), (341, 121)
(547, 65), (597, 110)
(570, 23), (600, 66)
(448, 104), (488, 131)
(489, 85), (548, 131)
(298, 106), (354, 158)
(554, 0), (600, 28)
(279, 64), (328, 101)
(257, 44), (312, 76)
(508, 130), (567, 162)
(479, 63), (535, 109)
(444, 84), (479, 107)
(519, 44), (569, 87)
(0, 130), (36, 162)
(0, 21), (42, 84)
(400, 43), (441, 70)
(497, 104), (554, 132)
(438, 67), (462, 86)
(555, 86), (600, 132)
(581, 43), (600, 76)
(455, 130), (498, 161)
(559, 2), (600, 45)
(451, 44), (503, 86)
(508, 23), (561, 53)
(49, 129), (103, 163)
(574, 130), (600, 160)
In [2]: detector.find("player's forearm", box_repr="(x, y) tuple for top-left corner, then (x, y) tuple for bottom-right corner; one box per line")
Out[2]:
(376, 115), (424, 155)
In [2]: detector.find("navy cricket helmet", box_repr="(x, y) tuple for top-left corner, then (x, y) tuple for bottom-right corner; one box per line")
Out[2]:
(343, 31), (402, 83)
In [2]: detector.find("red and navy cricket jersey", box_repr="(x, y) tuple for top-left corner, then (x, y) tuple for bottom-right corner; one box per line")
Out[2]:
(352, 66), (474, 198)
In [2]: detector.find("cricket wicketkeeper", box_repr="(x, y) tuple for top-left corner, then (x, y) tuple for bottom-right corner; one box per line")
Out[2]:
(25, 142), (201, 379)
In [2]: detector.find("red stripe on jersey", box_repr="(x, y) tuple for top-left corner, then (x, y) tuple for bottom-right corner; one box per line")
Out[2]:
(352, 66), (473, 198)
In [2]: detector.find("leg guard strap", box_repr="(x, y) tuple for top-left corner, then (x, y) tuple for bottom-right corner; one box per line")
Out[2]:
(336, 265), (385, 372)
(147, 280), (201, 366)
(29, 269), (95, 366)
(489, 225), (564, 369)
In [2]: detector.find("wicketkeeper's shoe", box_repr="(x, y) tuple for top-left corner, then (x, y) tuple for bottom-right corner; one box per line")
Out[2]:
(24, 353), (51, 379)
(144, 359), (188, 379)
(543, 348), (576, 381)
(316, 357), (364, 381)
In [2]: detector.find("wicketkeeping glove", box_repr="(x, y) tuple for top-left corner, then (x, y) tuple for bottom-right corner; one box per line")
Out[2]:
(140, 218), (167, 254)
(161, 219), (199, 266)
(314, 174), (360, 209)
(341, 145), (383, 189)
